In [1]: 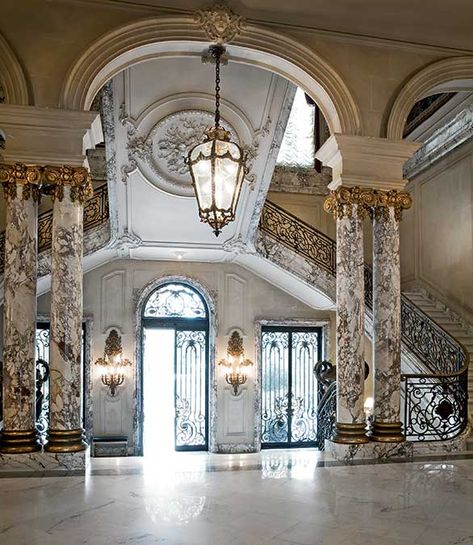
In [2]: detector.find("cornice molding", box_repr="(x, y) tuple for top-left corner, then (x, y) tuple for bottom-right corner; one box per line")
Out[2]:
(0, 105), (101, 166)
(315, 134), (420, 191)
(49, 0), (473, 56)
(404, 105), (473, 180)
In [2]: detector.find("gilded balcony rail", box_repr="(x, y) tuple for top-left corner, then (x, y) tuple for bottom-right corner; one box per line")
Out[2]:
(0, 183), (110, 275)
(260, 199), (469, 442)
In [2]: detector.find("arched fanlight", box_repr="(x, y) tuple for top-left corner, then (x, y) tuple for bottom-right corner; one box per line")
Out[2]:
(187, 44), (247, 237)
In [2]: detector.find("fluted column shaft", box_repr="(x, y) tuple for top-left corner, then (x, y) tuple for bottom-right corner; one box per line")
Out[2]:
(45, 166), (91, 453)
(371, 191), (412, 442)
(0, 165), (41, 453)
(325, 188), (373, 444)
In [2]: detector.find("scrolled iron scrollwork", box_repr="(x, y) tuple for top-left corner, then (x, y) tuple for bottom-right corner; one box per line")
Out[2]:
(259, 199), (469, 443)
(260, 200), (336, 275)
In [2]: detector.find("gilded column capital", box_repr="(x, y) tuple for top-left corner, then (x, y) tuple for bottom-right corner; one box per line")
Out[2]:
(0, 162), (41, 201)
(373, 189), (412, 221)
(43, 165), (93, 204)
(323, 186), (377, 220)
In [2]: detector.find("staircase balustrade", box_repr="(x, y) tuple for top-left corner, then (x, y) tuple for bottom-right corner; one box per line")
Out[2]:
(260, 199), (469, 442)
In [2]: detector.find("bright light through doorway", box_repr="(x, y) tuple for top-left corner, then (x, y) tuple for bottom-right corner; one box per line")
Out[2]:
(143, 328), (175, 455)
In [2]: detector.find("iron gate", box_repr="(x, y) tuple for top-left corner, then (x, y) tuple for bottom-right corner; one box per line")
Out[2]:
(261, 326), (322, 448)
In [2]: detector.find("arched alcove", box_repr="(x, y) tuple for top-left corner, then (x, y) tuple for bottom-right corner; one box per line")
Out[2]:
(60, 15), (362, 136)
(0, 32), (31, 105)
(387, 56), (473, 140)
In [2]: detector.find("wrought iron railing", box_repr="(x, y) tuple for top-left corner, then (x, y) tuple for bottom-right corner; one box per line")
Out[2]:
(260, 199), (469, 442)
(314, 361), (336, 450)
(0, 183), (109, 275)
(260, 200), (336, 275)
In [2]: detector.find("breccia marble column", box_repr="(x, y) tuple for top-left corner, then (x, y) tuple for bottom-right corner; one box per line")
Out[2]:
(45, 166), (92, 453)
(324, 187), (374, 444)
(0, 163), (41, 453)
(371, 190), (412, 442)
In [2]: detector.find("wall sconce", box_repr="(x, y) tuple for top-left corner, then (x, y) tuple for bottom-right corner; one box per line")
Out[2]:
(95, 329), (132, 397)
(218, 331), (253, 395)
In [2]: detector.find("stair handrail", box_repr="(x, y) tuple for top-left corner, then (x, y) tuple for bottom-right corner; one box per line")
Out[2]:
(260, 199), (469, 441)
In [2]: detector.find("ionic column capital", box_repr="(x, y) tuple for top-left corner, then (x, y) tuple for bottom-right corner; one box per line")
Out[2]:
(43, 165), (92, 204)
(323, 186), (377, 220)
(0, 162), (93, 203)
(372, 189), (412, 222)
(0, 162), (41, 201)
(324, 187), (412, 222)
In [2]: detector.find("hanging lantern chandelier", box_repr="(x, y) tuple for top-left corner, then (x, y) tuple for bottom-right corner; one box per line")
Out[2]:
(187, 44), (247, 236)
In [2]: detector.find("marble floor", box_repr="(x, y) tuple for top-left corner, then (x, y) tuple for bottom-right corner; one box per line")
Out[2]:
(1, 451), (473, 545)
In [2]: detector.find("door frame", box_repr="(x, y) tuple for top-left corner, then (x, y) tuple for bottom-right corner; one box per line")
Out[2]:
(134, 276), (217, 456)
(255, 319), (331, 452)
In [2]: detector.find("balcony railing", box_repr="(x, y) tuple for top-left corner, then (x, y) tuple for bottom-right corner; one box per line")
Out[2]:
(0, 183), (110, 275)
(260, 199), (469, 442)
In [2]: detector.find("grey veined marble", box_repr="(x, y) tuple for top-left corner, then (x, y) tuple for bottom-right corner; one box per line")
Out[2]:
(335, 207), (366, 432)
(47, 186), (85, 448)
(373, 206), (402, 428)
(2, 185), (38, 436)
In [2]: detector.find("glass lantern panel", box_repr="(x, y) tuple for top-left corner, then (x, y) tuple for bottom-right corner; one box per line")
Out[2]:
(215, 139), (241, 160)
(190, 140), (212, 161)
(192, 158), (213, 209)
(214, 157), (239, 210)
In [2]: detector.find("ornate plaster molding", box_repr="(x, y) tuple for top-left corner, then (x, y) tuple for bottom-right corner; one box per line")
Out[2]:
(387, 56), (473, 140)
(60, 16), (361, 135)
(0, 32), (30, 105)
(195, 2), (245, 44)
(404, 105), (473, 180)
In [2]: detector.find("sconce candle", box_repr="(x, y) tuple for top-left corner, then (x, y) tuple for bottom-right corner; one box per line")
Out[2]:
(95, 329), (132, 397)
(218, 331), (253, 395)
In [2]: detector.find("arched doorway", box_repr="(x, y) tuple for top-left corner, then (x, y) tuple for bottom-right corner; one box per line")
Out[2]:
(141, 282), (210, 454)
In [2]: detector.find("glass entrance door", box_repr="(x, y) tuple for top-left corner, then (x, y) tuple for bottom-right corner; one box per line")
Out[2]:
(142, 282), (209, 453)
(261, 326), (322, 448)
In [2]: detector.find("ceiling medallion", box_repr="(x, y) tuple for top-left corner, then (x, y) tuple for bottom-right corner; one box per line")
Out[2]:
(120, 107), (238, 197)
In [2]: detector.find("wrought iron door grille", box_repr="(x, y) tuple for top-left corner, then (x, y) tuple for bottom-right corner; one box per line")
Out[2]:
(261, 327), (321, 448)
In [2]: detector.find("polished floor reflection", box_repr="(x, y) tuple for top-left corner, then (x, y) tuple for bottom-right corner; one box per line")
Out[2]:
(2, 452), (473, 544)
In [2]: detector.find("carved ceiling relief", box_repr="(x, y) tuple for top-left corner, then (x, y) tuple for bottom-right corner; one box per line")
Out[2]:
(120, 104), (269, 197)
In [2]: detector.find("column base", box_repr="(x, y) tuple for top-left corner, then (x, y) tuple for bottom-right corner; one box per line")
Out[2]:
(45, 428), (87, 453)
(0, 429), (41, 454)
(325, 439), (413, 464)
(370, 421), (404, 443)
(332, 422), (370, 444)
(0, 449), (88, 475)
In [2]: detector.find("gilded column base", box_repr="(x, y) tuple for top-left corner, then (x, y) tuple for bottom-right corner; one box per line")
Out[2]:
(45, 428), (87, 453)
(332, 422), (369, 444)
(0, 429), (41, 454)
(370, 421), (404, 443)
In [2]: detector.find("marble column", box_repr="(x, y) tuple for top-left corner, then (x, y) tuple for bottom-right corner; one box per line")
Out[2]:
(324, 187), (372, 444)
(45, 166), (92, 453)
(371, 190), (412, 442)
(0, 164), (41, 453)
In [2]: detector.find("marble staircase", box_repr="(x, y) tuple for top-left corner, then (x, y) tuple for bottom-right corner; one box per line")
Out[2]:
(400, 289), (473, 449)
